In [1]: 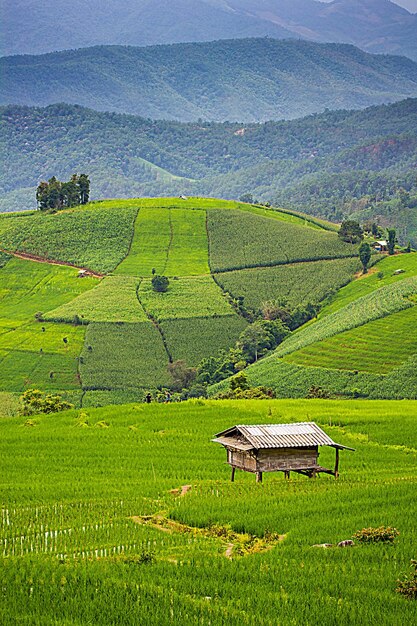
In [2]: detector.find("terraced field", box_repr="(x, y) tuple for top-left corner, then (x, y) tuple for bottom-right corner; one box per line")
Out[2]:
(286, 306), (417, 374)
(215, 257), (361, 311)
(218, 253), (417, 399)
(207, 210), (358, 272)
(0, 256), (95, 396)
(2, 196), (411, 405)
(0, 399), (416, 625)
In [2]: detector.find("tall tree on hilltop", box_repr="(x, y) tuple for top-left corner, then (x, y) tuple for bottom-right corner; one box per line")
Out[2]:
(78, 174), (90, 205)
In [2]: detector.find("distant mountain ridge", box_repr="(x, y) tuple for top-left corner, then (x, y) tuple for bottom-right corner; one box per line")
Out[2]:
(1, 0), (416, 60)
(2, 98), (416, 244)
(2, 39), (417, 122)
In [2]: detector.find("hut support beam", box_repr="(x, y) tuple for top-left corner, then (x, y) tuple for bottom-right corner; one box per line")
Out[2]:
(231, 467), (236, 482)
(334, 448), (340, 480)
(284, 471), (290, 480)
(256, 471), (263, 483)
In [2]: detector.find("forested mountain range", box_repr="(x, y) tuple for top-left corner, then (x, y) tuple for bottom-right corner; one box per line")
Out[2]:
(2, 99), (416, 244)
(1, 0), (416, 60)
(2, 39), (417, 123)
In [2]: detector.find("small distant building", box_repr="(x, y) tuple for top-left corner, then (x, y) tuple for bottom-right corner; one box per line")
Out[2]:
(372, 240), (388, 252)
(77, 269), (87, 278)
(393, 269), (405, 275)
(213, 422), (354, 482)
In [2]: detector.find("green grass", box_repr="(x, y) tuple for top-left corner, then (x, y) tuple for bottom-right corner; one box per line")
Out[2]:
(160, 316), (248, 366)
(0, 257), (97, 324)
(115, 206), (210, 277)
(0, 322), (85, 392)
(164, 209), (210, 276)
(0, 204), (138, 273)
(0, 257), (96, 392)
(138, 276), (234, 322)
(79, 322), (171, 390)
(0, 399), (416, 625)
(45, 276), (147, 323)
(322, 252), (417, 317)
(207, 210), (358, 272)
(286, 305), (417, 374)
(215, 257), (361, 311)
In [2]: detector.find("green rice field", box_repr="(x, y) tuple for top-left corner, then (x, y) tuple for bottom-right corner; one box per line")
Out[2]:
(0, 399), (416, 625)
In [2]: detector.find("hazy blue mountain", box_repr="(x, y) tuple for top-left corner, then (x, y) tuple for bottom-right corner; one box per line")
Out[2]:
(2, 39), (417, 122)
(2, 99), (416, 243)
(1, 0), (416, 60)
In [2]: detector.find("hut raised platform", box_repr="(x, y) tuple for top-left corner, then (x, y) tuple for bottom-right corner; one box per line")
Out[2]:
(213, 422), (354, 482)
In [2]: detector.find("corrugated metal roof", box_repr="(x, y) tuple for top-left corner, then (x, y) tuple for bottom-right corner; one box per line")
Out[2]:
(214, 423), (351, 450)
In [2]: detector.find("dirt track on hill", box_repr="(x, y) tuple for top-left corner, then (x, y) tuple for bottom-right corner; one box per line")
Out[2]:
(0, 247), (104, 278)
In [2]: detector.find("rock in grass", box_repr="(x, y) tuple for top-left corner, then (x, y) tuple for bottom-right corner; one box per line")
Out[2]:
(312, 543), (334, 548)
(338, 540), (355, 547)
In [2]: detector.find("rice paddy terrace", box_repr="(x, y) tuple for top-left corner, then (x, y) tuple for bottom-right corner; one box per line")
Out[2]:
(0, 399), (416, 625)
(0, 196), (373, 408)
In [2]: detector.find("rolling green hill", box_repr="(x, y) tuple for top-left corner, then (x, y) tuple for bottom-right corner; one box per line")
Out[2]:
(0, 197), (377, 406)
(2, 39), (417, 122)
(2, 99), (416, 244)
(216, 252), (417, 400)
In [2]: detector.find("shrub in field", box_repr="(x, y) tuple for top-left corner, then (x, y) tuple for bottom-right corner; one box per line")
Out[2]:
(215, 385), (276, 400)
(396, 560), (417, 599)
(152, 275), (170, 293)
(352, 526), (399, 543)
(167, 360), (197, 391)
(20, 389), (73, 415)
(306, 386), (330, 399)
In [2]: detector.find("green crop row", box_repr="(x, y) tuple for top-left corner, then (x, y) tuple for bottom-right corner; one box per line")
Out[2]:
(260, 276), (417, 361)
(45, 276), (147, 324)
(115, 207), (209, 277)
(138, 276), (234, 322)
(160, 315), (248, 367)
(207, 209), (359, 272)
(215, 257), (361, 311)
(0, 204), (138, 273)
(0, 400), (416, 625)
(287, 305), (417, 374)
(79, 322), (171, 390)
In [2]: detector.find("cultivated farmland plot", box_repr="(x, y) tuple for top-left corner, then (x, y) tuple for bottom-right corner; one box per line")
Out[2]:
(0, 400), (416, 625)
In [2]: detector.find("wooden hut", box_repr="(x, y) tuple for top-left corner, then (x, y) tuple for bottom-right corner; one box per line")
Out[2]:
(213, 422), (354, 482)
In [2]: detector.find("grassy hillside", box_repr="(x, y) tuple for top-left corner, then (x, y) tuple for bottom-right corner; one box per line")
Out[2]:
(219, 252), (417, 399)
(1, 197), (416, 404)
(0, 197), (380, 405)
(2, 39), (417, 122)
(0, 399), (416, 624)
(2, 99), (416, 244)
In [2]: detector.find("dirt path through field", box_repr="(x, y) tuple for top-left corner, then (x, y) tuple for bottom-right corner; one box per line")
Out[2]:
(0, 247), (104, 278)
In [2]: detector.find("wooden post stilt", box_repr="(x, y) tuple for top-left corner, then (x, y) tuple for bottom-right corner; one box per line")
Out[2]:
(334, 448), (340, 479)
(231, 467), (236, 482)
(284, 471), (290, 480)
(256, 471), (263, 483)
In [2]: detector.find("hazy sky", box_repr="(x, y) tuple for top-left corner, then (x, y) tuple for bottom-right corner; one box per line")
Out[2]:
(320, 0), (417, 11)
